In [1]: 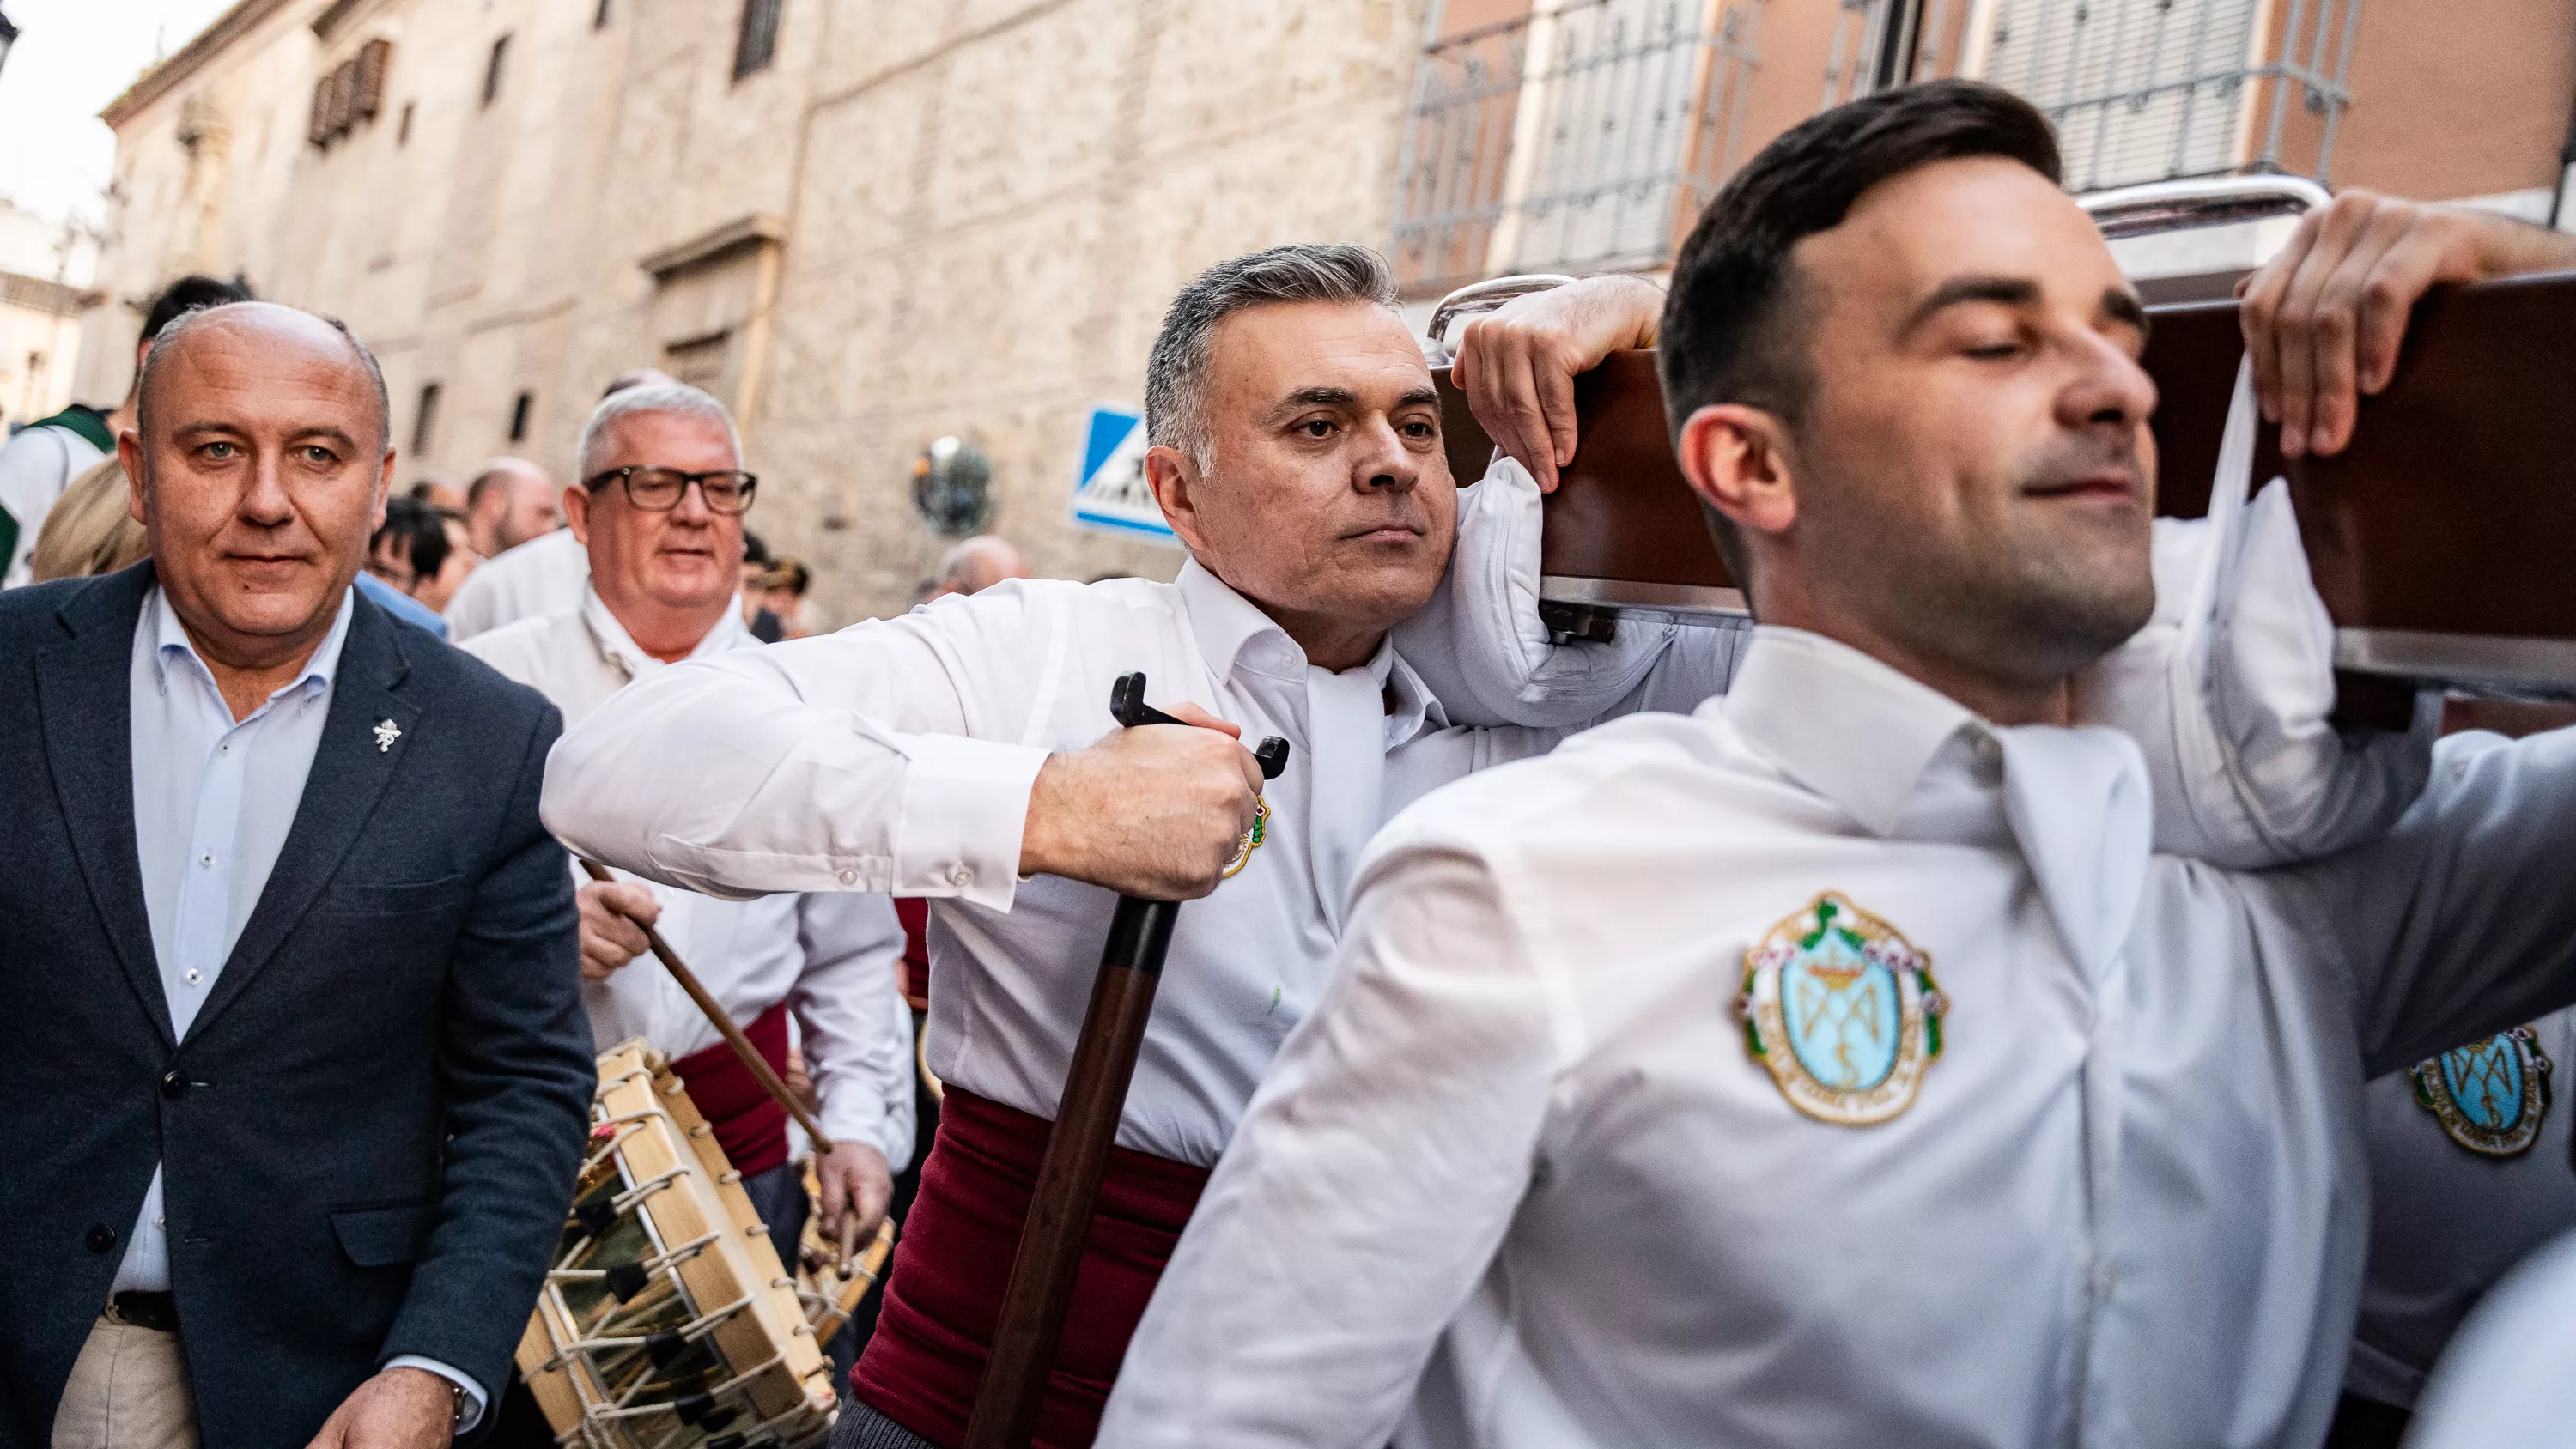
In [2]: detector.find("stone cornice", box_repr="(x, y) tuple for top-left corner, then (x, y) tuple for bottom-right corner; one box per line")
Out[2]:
(99, 0), (303, 129)
(637, 214), (787, 279)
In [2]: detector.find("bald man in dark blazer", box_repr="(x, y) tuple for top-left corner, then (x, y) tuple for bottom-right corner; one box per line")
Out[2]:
(0, 301), (593, 1447)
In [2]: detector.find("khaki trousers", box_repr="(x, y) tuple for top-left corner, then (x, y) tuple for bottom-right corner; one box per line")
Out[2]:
(49, 1311), (198, 1449)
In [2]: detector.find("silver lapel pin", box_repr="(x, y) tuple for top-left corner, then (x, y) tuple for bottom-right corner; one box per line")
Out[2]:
(373, 718), (402, 754)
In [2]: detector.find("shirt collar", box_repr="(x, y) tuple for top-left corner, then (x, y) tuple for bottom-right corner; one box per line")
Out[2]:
(1171, 555), (1438, 744)
(578, 583), (754, 682)
(1716, 626), (1986, 838)
(1175, 557), (1304, 682)
(148, 582), (355, 711)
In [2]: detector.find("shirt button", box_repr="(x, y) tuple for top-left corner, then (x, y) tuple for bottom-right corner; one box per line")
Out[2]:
(836, 868), (858, 887)
(949, 864), (975, 888)
(198, 852), (216, 869)
(160, 1070), (191, 1099)
(184, 969), (202, 986)
(87, 1223), (118, 1254)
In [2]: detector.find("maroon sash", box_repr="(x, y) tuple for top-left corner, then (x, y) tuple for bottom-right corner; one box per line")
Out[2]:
(849, 1087), (1211, 1449)
(665, 1000), (793, 1177)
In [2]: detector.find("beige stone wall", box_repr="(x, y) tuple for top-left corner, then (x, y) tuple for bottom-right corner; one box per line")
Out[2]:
(77, 0), (328, 406)
(86, 0), (2567, 622)
(88, 0), (1429, 625)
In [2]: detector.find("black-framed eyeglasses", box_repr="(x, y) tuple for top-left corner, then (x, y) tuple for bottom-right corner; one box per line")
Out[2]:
(585, 466), (758, 515)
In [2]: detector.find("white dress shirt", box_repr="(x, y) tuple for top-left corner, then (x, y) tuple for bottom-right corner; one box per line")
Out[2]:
(544, 558), (1698, 1165)
(121, 585), (481, 1422)
(443, 528), (588, 641)
(1101, 627), (2576, 1449)
(462, 586), (914, 1165)
(542, 452), (2428, 1175)
(2344, 1000), (2576, 1406)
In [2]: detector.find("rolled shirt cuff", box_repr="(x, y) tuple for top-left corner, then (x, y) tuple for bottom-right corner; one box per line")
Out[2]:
(384, 1356), (486, 1433)
(891, 734), (1049, 909)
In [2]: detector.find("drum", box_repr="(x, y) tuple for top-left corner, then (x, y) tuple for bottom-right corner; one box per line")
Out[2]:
(516, 1040), (838, 1447)
(794, 1164), (896, 1349)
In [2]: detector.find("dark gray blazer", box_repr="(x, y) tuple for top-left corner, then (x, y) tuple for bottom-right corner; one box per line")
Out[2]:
(0, 563), (594, 1446)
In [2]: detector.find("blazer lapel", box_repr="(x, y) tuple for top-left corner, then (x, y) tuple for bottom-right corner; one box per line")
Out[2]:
(186, 597), (421, 1043)
(33, 565), (173, 1047)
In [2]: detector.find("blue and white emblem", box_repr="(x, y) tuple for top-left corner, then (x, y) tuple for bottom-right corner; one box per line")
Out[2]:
(1735, 893), (1945, 1126)
(2409, 1025), (2553, 1156)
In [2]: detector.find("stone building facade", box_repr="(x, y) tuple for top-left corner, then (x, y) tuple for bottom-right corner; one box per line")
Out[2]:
(83, 0), (1429, 621)
(80, 0), (2576, 621)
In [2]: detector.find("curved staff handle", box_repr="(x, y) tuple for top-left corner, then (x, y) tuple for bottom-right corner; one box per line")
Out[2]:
(963, 674), (1286, 1449)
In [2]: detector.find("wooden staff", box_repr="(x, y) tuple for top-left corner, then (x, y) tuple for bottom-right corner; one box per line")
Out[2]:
(962, 674), (1289, 1449)
(577, 858), (834, 1152)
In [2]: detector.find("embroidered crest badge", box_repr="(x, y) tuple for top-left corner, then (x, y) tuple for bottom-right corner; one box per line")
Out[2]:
(1735, 893), (1946, 1126)
(2409, 1025), (2553, 1156)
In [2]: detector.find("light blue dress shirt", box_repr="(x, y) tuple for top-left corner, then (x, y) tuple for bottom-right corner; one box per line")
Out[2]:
(117, 584), (483, 1425)
(355, 567), (451, 639)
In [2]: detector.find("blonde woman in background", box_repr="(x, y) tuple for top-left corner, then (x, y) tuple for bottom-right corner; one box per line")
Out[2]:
(29, 457), (149, 582)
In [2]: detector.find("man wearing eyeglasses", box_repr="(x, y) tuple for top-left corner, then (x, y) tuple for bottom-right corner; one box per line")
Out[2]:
(459, 381), (917, 1291)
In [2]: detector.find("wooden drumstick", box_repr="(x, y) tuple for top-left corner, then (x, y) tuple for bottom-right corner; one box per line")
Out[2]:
(963, 674), (1289, 1449)
(578, 858), (835, 1154)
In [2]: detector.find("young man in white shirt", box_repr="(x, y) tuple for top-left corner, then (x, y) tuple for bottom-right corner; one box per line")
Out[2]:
(544, 230), (2418, 1446)
(1097, 82), (2576, 1449)
(461, 383), (915, 1273)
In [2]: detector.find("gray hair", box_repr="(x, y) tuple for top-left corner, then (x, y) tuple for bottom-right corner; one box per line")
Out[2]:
(1144, 244), (1397, 470)
(574, 379), (741, 481)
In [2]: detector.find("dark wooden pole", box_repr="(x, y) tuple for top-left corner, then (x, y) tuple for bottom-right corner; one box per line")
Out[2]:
(963, 896), (1178, 1449)
(962, 675), (1287, 1449)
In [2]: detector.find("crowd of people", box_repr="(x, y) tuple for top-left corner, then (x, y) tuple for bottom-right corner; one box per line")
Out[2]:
(4, 79), (2576, 1449)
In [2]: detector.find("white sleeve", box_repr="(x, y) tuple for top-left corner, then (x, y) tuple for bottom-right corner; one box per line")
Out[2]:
(2404, 1228), (2576, 1449)
(2260, 726), (2576, 1076)
(1394, 457), (1717, 727)
(541, 585), (1058, 909)
(2075, 484), (2436, 869)
(1098, 834), (1558, 1449)
(793, 892), (919, 1171)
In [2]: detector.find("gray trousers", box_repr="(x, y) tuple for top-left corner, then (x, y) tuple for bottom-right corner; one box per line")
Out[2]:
(829, 1398), (942, 1449)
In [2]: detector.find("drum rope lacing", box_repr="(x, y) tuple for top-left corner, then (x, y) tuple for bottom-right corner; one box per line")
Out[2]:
(526, 1055), (837, 1446)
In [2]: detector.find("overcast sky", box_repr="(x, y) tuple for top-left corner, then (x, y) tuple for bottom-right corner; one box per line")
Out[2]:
(0, 0), (239, 225)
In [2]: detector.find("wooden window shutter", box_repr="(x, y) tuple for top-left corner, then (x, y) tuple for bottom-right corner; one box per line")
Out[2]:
(354, 39), (392, 121)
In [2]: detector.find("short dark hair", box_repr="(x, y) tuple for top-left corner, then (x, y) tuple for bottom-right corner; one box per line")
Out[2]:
(740, 530), (772, 567)
(141, 274), (255, 346)
(371, 494), (452, 582)
(1659, 81), (2061, 581)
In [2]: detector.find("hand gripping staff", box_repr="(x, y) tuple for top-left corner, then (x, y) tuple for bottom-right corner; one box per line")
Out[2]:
(963, 673), (1291, 1449)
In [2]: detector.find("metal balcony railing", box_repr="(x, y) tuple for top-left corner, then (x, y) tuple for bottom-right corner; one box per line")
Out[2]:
(1392, 0), (1765, 292)
(1832, 0), (2363, 191)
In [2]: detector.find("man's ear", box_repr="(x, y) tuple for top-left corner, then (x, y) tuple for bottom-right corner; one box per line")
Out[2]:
(371, 448), (396, 534)
(1143, 444), (1210, 554)
(1675, 403), (1797, 543)
(119, 429), (149, 529)
(562, 483), (593, 546)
